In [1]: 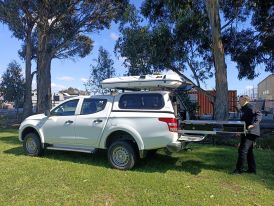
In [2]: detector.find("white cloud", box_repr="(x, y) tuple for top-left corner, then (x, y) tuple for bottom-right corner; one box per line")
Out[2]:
(118, 56), (127, 63)
(117, 56), (131, 67)
(57, 76), (74, 81)
(110, 32), (119, 41)
(80, 78), (88, 83)
(51, 83), (66, 91)
(163, 69), (180, 77)
(32, 80), (37, 90)
(245, 85), (254, 89)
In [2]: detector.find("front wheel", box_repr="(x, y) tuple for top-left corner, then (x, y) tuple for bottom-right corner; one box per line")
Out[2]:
(23, 133), (43, 156)
(108, 141), (137, 170)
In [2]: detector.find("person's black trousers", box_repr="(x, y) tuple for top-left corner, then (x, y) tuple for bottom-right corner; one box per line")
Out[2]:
(236, 134), (256, 172)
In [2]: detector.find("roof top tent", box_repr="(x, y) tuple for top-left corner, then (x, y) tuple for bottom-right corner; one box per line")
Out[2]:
(101, 74), (246, 143)
(101, 74), (191, 90)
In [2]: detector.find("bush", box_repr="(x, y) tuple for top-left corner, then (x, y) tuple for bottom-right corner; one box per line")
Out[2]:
(201, 133), (274, 150)
(256, 134), (274, 150)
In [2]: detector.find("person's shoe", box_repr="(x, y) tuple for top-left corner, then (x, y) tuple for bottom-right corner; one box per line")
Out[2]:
(243, 169), (256, 174)
(231, 169), (243, 175)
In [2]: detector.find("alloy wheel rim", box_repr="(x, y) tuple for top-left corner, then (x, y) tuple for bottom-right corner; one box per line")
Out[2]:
(112, 146), (130, 167)
(26, 137), (38, 154)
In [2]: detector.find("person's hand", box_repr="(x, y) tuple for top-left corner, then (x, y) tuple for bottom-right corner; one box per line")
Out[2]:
(248, 125), (255, 130)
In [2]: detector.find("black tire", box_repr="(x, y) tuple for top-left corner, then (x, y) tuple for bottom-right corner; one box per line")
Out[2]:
(108, 141), (137, 170)
(23, 133), (43, 156)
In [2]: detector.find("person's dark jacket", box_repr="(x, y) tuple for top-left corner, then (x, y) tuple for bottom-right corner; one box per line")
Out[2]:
(241, 103), (262, 138)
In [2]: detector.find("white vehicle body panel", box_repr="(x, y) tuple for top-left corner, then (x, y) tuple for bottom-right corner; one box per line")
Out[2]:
(42, 115), (77, 145)
(19, 92), (178, 153)
(98, 91), (178, 149)
(74, 96), (113, 147)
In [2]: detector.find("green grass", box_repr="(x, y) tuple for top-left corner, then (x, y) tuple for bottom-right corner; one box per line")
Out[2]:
(0, 130), (274, 206)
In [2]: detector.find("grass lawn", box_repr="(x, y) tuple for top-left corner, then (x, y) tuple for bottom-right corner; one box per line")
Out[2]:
(0, 130), (273, 206)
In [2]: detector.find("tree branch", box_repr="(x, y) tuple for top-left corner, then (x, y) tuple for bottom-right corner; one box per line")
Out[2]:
(31, 71), (37, 81)
(221, 3), (240, 31)
(169, 65), (215, 102)
(186, 58), (201, 87)
(221, 18), (235, 31)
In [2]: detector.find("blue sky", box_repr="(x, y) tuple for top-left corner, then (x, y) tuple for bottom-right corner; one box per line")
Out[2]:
(0, 1), (271, 95)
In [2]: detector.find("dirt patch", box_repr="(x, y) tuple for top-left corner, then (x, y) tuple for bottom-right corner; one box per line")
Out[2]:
(91, 193), (116, 206)
(221, 181), (242, 192)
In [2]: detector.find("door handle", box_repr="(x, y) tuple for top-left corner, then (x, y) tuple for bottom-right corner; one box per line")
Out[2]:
(65, 120), (74, 124)
(93, 119), (103, 123)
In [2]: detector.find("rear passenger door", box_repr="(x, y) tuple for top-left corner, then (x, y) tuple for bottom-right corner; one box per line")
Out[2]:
(74, 97), (111, 147)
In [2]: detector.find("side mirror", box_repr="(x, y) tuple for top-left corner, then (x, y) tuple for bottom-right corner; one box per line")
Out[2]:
(45, 110), (50, 117)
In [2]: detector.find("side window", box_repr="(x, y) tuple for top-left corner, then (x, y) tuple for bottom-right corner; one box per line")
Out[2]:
(81, 98), (107, 115)
(119, 94), (164, 109)
(51, 99), (79, 116)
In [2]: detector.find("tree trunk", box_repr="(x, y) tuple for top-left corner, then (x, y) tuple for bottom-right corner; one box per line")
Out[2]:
(23, 34), (33, 118)
(37, 56), (52, 113)
(37, 31), (52, 113)
(206, 0), (229, 120)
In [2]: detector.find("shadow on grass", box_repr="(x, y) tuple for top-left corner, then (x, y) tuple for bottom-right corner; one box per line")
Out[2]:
(4, 146), (110, 169)
(4, 146), (204, 174)
(0, 136), (20, 145)
(136, 151), (228, 174)
(4, 144), (274, 191)
(137, 147), (274, 190)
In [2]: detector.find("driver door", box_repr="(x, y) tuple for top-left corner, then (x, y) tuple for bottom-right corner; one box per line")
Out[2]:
(42, 99), (79, 145)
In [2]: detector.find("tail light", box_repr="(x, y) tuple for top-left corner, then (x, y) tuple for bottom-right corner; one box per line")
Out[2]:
(158, 118), (178, 132)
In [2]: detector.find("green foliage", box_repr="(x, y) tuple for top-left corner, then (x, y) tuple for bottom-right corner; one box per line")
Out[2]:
(256, 134), (274, 150)
(115, 25), (152, 75)
(0, 0), (130, 113)
(0, 0), (34, 40)
(33, 0), (129, 60)
(0, 0), (38, 57)
(85, 47), (116, 94)
(221, 0), (273, 79)
(205, 133), (274, 151)
(0, 61), (24, 107)
(116, 0), (273, 81)
(116, 1), (213, 85)
(0, 131), (274, 205)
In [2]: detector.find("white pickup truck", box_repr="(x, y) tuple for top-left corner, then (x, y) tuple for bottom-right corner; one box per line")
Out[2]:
(19, 91), (185, 170)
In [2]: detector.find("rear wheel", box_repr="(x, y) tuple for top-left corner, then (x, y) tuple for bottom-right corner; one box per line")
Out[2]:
(108, 141), (137, 170)
(23, 133), (43, 156)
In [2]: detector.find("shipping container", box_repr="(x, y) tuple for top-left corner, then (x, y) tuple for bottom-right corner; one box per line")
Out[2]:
(188, 90), (237, 115)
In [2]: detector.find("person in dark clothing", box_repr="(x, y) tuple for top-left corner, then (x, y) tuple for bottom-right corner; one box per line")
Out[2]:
(233, 95), (262, 174)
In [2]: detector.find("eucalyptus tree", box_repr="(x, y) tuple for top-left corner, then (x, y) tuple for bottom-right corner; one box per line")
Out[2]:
(34, 0), (128, 113)
(1, 0), (129, 113)
(0, 0), (37, 118)
(116, 0), (273, 120)
(85, 47), (116, 95)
